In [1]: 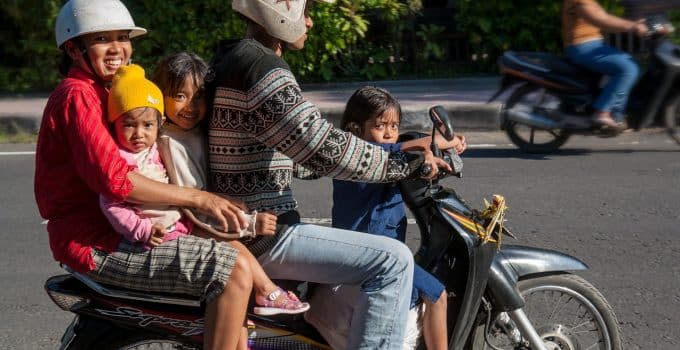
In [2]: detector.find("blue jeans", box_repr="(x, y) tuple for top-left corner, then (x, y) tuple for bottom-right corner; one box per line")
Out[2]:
(412, 264), (445, 306)
(257, 223), (414, 350)
(565, 39), (640, 121)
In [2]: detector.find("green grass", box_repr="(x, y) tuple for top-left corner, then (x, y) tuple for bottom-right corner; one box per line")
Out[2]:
(0, 132), (37, 143)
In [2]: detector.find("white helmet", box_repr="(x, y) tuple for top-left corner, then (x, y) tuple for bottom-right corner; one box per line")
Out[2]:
(232, 0), (334, 44)
(55, 0), (147, 48)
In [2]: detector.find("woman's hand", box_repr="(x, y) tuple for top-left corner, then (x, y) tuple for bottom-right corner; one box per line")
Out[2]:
(126, 173), (249, 233)
(255, 212), (278, 236)
(194, 191), (249, 233)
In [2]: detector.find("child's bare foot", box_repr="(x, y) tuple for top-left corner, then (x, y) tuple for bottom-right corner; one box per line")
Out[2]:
(254, 287), (310, 316)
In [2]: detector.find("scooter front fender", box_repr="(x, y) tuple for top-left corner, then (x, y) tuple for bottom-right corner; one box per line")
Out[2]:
(487, 245), (588, 311)
(498, 244), (588, 281)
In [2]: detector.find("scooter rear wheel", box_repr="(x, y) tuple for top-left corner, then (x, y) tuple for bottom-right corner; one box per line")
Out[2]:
(503, 84), (571, 153)
(663, 93), (680, 146)
(85, 333), (196, 350)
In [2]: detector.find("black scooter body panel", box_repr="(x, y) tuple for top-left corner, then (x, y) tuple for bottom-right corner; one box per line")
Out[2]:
(407, 185), (499, 350)
(46, 275), (204, 345)
(500, 51), (600, 93)
(498, 35), (680, 130)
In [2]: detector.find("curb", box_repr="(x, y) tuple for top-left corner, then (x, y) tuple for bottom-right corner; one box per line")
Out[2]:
(319, 102), (503, 132)
(0, 116), (40, 136)
(0, 97), (47, 136)
(0, 103), (503, 137)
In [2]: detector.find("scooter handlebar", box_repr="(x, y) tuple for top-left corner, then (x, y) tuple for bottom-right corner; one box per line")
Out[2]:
(417, 149), (463, 180)
(419, 163), (434, 178)
(645, 15), (675, 38)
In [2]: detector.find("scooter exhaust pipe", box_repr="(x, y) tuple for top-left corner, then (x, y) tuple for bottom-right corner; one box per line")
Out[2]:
(504, 107), (560, 130)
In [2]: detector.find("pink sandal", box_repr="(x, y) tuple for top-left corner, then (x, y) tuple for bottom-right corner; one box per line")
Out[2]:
(253, 287), (310, 316)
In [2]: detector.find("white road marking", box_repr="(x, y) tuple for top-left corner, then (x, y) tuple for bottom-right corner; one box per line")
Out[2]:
(42, 218), (410, 226)
(301, 218), (416, 225)
(0, 138), (662, 157)
(468, 144), (504, 148)
(0, 151), (36, 155)
(41, 218), (412, 228)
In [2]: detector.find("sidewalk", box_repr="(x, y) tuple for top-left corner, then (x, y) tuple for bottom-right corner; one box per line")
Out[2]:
(0, 76), (503, 136)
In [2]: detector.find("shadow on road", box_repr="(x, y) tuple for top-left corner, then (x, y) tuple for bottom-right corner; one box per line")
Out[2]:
(464, 147), (679, 160)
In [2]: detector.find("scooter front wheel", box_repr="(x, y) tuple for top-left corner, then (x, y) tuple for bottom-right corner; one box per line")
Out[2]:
(472, 273), (622, 350)
(503, 84), (571, 153)
(663, 93), (680, 145)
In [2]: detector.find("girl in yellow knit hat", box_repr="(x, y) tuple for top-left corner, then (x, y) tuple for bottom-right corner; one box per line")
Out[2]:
(102, 64), (189, 248)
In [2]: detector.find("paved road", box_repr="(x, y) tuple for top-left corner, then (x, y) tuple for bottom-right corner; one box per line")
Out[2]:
(1, 131), (678, 349)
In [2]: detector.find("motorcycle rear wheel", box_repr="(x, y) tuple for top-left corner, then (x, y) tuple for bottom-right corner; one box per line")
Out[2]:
(663, 93), (680, 145)
(89, 335), (196, 350)
(503, 84), (571, 153)
(472, 274), (622, 350)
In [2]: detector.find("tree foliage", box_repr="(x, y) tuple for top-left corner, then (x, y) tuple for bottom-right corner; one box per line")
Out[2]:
(0, 0), (62, 92)
(1, 0), (420, 92)
(4, 0), (679, 93)
(670, 9), (680, 46)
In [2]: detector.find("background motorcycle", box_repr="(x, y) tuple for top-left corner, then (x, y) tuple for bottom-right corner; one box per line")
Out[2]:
(45, 106), (622, 349)
(489, 15), (679, 153)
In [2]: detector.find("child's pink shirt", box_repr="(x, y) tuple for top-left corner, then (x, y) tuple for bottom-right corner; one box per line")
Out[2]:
(99, 143), (191, 248)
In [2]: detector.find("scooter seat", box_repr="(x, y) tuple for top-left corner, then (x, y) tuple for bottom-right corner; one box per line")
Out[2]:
(62, 265), (202, 307)
(500, 51), (599, 92)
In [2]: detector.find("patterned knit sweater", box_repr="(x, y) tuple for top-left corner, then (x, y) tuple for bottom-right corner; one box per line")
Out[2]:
(208, 39), (422, 218)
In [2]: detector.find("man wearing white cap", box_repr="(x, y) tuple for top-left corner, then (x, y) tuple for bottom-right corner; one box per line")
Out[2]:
(208, 1), (450, 348)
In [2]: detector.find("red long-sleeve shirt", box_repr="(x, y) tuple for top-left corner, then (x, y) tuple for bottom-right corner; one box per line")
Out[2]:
(34, 67), (134, 272)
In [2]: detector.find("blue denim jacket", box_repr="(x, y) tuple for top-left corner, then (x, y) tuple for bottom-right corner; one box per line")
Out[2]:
(332, 143), (407, 241)
(331, 142), (446, 306)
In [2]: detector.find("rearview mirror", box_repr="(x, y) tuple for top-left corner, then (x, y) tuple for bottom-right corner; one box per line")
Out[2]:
(428, 105), (455, 141)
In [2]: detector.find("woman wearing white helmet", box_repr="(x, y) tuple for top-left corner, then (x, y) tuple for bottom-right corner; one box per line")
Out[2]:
(36, 1), (253, 349)
(208, 1), (451, 349)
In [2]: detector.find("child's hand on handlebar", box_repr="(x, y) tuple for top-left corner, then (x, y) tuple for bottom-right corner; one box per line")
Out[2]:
(436, 134), (467, 155)
(452, 135), (467, 155)
(421, 150), (452, 180)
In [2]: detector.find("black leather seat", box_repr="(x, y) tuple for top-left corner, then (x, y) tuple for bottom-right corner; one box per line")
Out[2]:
(501, 51), (600, 92)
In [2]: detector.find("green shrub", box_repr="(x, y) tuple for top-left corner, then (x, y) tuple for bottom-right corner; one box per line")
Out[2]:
(10, 0), (668, 92)
(124, 0), (243, 72)
(0, 0), (417, 92)
(0, 0), (62, 92)
(669, 10), (680, 45)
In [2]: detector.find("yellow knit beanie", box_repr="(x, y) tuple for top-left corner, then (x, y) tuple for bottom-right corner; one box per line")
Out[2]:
(108, 64), (164, 122)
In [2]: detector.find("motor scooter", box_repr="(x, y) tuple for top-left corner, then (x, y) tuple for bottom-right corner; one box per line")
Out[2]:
(488, 15), (680, 153)
(45, 106), (623, 349)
